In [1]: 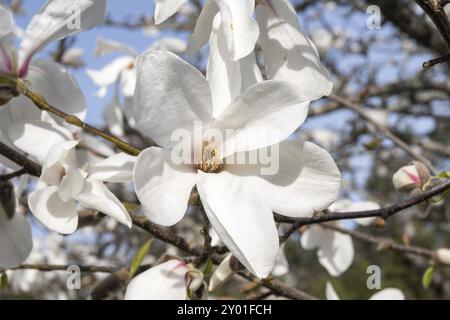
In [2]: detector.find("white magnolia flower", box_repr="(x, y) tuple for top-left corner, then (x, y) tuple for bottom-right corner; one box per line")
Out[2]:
(178, 0), (332, 101)
(326, 282), (405, 300)
(133, 51), (341, 278)
(0, 0), (107, 77)
(125, 259), (203, 300)
(0, 195), (33, 269)
(60, 47), (85, 68)
(301, 200), (380, 276)
(28, 140), (134, 234)
(0, 0), (107, 168)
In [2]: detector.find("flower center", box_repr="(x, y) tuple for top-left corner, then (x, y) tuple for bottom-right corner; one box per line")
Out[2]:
(196, 142), (223, 173)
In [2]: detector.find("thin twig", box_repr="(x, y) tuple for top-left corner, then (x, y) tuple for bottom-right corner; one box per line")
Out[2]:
(329, 94), (438, 174)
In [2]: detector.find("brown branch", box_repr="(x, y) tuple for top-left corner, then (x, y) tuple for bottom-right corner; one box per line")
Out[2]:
(0, 141), (41, 177)
(0, 168), (27, 181)
(323, 224), (436, 260)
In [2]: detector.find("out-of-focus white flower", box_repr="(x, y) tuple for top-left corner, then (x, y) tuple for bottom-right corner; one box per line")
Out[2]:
(0, 193), (32, 269)
(436, 248), (450, 265)
(301, 222), (354, 277)
(87, 36), (187, 134)
(308, 129), (339, 151)
(326, 282), (405, 300)
(61, 48), (85, 68)
(28, 140), (134, 234)
(301, 199), (380, 276)
(133, 51), (340, 278)
(392, 161), (430, 193)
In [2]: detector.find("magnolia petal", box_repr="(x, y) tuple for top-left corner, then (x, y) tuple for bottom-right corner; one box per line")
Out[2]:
(104, 92), (125, 137)
(325, 282), (340, 300)
(256, 0), (332, 100)
(28, 186), (78, 234)
(209, 254), (234, 292)
(125, 259), (188, 300)
(154, 0), (189, 25)
(214, 80), (309, 157)
(87, 56), (135, 97)
(350, 201), (380, 226)
(272, 245), (289, 277)
(369, 288), (405, 300)
(187, 0), (218, 55)
(149, 37), (187, 54)
(0, 203), (32, 269)
(215, 0), (259, 60)
(76, 179), (132, 228)
(301, 225), (354, 277)
(28, 60), (87, 122)
(0, 107), (20, 169)
(226, 141), (341, 218)
(207, 14), (242, 118)
(121, 66), (137, 98)
(134, 147), (197, 226)
(41, 140), (79, 186)
(89, 153), (135, 183)
(93, 36), (138, 57)
(134, 51), (213, 149)
(9, 121), (73, 164)
(18, 0), (107, 73)
(197, 171), (279, 278)
(58, 165), (85, 202)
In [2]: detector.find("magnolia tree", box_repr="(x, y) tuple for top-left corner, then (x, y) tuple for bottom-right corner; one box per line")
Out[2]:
(0, 0), (449, 301)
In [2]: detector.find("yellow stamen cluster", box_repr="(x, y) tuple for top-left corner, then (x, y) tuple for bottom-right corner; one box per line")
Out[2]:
(197, 142), (223, 173)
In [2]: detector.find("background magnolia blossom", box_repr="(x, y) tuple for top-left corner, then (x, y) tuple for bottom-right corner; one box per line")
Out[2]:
(0, 0), (449, 301)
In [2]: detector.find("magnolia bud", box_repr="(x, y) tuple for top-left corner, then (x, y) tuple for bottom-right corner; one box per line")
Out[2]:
(436, 248), (450, 266)
(392, 161), (430, 193)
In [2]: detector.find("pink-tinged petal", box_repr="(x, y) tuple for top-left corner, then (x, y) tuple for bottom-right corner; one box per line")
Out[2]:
(18, 0), (107, 73)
